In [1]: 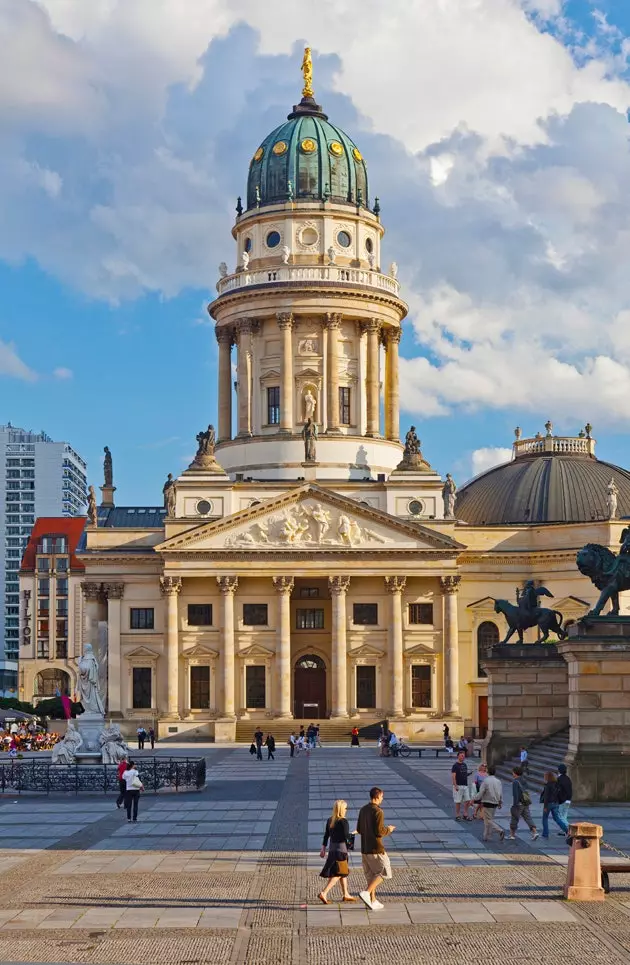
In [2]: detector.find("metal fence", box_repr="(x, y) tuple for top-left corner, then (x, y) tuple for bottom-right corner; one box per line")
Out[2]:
(0, 757), (206, 795)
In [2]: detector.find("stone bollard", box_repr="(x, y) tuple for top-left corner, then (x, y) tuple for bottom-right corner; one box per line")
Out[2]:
(563, 822), (605, 901)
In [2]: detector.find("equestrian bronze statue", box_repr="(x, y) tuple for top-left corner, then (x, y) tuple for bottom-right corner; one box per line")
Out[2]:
(493, 580), (566, 644)
(576, 529), (630, 616)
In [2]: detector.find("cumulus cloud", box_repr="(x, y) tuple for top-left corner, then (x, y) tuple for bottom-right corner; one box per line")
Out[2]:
(53, 367), (73, 379)
(0, 340), (37, 381)
(470, 447), (513, 478)
(2, 0), (630, 426)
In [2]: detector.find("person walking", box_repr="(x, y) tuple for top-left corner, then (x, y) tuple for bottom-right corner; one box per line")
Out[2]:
(509, 766), (539, 840)
(472, 762), (488, 819)
(265, 733), (275, 761)
(473, 765), (505, 842)
(556, 764), (572, 830)
(136, 726), (145, 751)
(116, 755), (128, 809)
(315, 724), (322, 748)
(317, 799), (357, 904)
(350, 726), (360, 748)
(122, 759), (143, 822)
(451, 751), (472, 821)
(148, 727), (155, 750)
(520, 746), (529, 775)
(356, 786), (395, 910)
(254, 727), (264, 761)
(288, 732), (296, 758)
(540, 771), (569, 838)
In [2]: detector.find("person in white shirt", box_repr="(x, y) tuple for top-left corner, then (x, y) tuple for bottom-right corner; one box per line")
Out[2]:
(473, 765), (505, 842)
(121, 760), (143, 822)
(520, 746), (529, 774)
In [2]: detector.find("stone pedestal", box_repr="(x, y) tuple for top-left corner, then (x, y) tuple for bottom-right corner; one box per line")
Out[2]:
(76, 713), (105, 755)
(558, 618), (630, 801)
(481, 644), (568, 767)
(564, 822), (605, 901)
(214, 719), (236, 743)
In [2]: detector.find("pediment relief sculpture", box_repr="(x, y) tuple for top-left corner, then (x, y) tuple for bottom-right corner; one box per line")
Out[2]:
(224, 501), (391, 548)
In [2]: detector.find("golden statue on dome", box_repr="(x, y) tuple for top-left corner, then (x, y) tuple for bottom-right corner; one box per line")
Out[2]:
(301, 46), (314, 99)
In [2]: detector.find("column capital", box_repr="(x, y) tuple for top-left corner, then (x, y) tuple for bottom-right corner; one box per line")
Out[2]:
(328, 575), (351, 595)
(236, 318), (254, 339)
(103, 582), (125, 600)
(272, 575), (295, 595)
(385, 576), (407, 593)
(160, 576), (182, 596)
(215, 325), (234, 346)
(361, 318), (381, 336)
(276, 312), (294, 330)
(81, 581), (103, 602)
(383, 326), (402, 345)
(324, 312), (342, 330)
(440, 575), (462, 594)
(217, 575), (239, 595)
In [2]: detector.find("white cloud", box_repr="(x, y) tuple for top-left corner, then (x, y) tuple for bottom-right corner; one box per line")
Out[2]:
(0, 340), (38, 381)
(53, 366), (73, 379)
(470, 447), (513, 478)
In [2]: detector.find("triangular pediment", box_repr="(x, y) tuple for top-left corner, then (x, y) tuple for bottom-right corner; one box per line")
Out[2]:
(404, 643), (436, 657)
(553, 596), (590, 611)
(155, 484), (465, 554)
(238, 644), (275, 658)
(349, 644), (385, 658)
(182, 644), (219, 659)
(467, 597), (495, 611)
(126, 646), (160, 659)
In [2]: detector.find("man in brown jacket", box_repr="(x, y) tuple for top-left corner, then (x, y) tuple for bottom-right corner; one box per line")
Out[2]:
(356, 786), (395, 910)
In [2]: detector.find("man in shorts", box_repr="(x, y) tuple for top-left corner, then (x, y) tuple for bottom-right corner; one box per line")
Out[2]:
(452, 750), (472, 820)
(356, 786), (395, 910)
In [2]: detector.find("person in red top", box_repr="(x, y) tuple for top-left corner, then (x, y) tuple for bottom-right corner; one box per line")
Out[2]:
(116, 756), (128, 809)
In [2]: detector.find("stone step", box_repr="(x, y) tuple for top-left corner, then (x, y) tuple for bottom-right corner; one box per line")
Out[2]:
(234, 718), (385, 743)
(496, 728), (569, 791)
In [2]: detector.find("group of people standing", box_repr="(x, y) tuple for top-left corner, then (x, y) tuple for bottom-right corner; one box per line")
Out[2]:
(318, 787), (395, 911)
(250, 728), (276, 760)
(288, 724), (322, 756)
(136, 726), (155, 750)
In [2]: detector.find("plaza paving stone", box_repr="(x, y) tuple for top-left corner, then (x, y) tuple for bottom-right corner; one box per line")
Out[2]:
(0, 746), (629, 962)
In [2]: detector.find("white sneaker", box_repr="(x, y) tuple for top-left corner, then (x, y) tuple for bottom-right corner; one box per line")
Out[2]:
(371, 899), (384, 910)
(359, 891), (374, 909)
(531, 830), (539, 840)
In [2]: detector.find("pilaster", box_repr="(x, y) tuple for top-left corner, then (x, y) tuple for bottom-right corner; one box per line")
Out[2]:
(272, 576), (294, 717)
(385, 576), (406, 717)
(217, 576), (239, 718)
(440, 575), (461, 716)
(160, 576), (182, 719)
(329, 575), (350, 717)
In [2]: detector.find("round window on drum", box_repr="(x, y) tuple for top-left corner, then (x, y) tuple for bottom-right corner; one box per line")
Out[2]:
(196, 499), (213, 516)
(266, 230), (281, 249)
(337, 230), (352, 248)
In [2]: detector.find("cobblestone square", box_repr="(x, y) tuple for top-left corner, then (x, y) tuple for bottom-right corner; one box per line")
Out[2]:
(0, 746), (629, 964)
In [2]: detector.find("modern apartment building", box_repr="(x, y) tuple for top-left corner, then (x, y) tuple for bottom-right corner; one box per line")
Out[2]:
(0, 424), (87, 694)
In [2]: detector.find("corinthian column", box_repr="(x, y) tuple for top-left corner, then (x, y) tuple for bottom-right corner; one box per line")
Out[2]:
(277, 313), (294, 433)
(329, 576), (350, 717)
(217, 576), (238, 717)
(159, 576), (182, 718)
(81, 582), (102, 650)
(441, 576), (461, 715)
(236, 320), (252, 437)
(272, 576), (294, 717)
(103, 583), (124, 715)
(384, 328), (401, 442)
(365, 319), (381, 437)
(385, 576), (406, 717)
(325, 313), (342, 432)
(216, 326), (233, 443)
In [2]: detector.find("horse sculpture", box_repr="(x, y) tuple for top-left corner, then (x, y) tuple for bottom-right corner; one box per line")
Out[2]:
(576, 542), (630, 616)
(493, 598), (567, 644)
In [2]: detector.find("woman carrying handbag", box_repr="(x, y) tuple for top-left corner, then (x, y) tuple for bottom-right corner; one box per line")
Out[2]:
(121, 759), (144, 823)
(317, 799), (357, 904)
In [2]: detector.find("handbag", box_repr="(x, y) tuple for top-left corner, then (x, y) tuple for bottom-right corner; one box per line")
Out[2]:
(521, 790), (532, 807)
(249, 743), (256, 755)
(131, 775), (144, 790)
(336, 858), (349, 876)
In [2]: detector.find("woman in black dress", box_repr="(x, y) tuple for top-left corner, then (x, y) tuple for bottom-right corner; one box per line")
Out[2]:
(317, 799), (357, 903)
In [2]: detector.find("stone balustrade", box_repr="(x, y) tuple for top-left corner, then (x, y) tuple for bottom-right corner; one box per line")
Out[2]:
(216, 265), (401, 297)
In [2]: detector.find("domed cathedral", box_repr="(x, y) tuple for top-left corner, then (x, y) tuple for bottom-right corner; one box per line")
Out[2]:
(20, 53), (628, 743)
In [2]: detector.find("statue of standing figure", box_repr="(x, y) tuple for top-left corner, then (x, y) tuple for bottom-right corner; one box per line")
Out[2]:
(607, 478), (619, 519)
(77, 644), (105, 716)
(302, 418), (318, 462)
(303, 388), (317, 422)
(163, 473), (176, 516)
(103, 447), (113, 487)
(87, 485), (98, 526)
(442, 473), (457, 518)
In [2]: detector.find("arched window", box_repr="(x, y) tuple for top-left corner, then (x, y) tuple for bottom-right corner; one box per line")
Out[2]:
(34, 669), (70, 699)
(295, 654), (326, 670)
(477, 621), (499, 677)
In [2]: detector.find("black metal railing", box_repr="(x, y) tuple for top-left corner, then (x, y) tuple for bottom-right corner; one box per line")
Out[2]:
(0, 757), (206, 795)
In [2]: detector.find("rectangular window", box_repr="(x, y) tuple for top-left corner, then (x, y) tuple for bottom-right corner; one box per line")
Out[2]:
(56, 579), (68, 597)
(37, 641), (49, 659)
(38, 599), (49, 616)
(187, 604), (212, 626)
(411, 665), (432, 708)
(243, 603), (268, 626)
(299, 587), (319, 598)
(296, 608), (324, 630)
(56, 642), (68, 659)
(339, 387), (351, 425)
(130, 608), (155, 630)
(57, 619), (67, 638)
(132, 667), (152, 709)
(55, 558), (68, 572)
(245, 665), (266, 708)
(190, 665), (210, 709)
(353, 603), (378, 626)
(37, 558), (50, 572)
(57, 599), (68, 616)
(267, 386), (280, 425)
(356, 665), (376, 709)
(409, 603), (434, 625)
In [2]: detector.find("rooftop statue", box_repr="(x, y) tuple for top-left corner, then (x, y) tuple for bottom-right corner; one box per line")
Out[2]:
(577, 539), (630, 616)
(87, 485), (98, 526)
(301, 46), (314, 99)
(493, 580), (567, 644)
(103, 446), (113, 487)
(404, 426), (420, 456)
(163, 473), (176, 516)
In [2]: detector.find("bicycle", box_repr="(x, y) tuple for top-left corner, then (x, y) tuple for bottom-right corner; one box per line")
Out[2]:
(395, 742), (411, 758)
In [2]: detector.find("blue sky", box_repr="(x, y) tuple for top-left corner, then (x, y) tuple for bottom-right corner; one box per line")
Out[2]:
(2, 0), (630, 503)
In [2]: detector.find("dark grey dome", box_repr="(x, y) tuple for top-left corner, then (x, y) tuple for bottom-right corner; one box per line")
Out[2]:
(457, 450), (630, 525)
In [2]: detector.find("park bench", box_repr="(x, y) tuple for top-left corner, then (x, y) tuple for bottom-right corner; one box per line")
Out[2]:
(430, 745), (482, 759)
(601, 860), (630, 893)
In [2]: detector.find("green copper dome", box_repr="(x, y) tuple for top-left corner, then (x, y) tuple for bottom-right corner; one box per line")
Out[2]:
(246, 97), (369, 210)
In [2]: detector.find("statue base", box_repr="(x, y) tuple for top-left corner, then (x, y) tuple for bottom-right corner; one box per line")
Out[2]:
(99, 485), (116, 508)
(76, 712), (105, 755)
(391, 453), (432, 474)
(75, 752), (103, 766)
(184, 456), (227, 475)
(301, 462), (319, 482)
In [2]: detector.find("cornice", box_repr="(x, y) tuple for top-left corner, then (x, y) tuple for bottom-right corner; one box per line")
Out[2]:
(458, 551), (579, 565)
(156, 549), (458, 561)
(209, 282), (408, 320)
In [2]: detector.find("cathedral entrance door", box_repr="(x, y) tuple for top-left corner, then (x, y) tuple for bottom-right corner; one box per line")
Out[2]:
(293, 654), (327, 718)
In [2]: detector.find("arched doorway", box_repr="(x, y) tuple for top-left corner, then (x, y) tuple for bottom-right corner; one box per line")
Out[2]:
(294, 654), (326, 719)
(34, 669), (70, 699)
